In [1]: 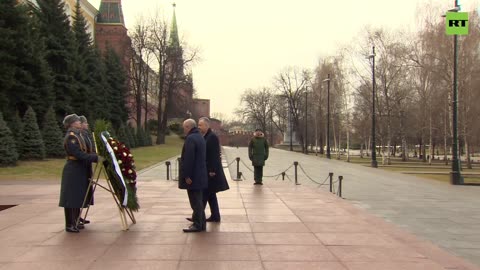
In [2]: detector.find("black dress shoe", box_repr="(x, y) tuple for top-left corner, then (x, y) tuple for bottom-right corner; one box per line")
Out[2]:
(186, 217), (193, 222)
(206, 217), (220, 222)
(66, 226), (80, 233)
(79, 218), (90, 224)
(76, 223), (85, 229)
(183, 225), (202, 233)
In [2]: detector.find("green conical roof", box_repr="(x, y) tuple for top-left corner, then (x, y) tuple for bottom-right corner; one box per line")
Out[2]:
(168, 3), (180, 48)
(97, 0), (125, 25)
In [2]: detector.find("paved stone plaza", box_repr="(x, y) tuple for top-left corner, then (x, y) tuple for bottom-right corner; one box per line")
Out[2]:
(0, 147), (478, 269)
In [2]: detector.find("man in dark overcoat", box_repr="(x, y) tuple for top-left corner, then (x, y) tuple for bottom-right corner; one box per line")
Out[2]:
(59, 114), (99, 233)
(198, 117), (229, 222)
(179, 119), (208, 232)
(248, 129), (269, 185)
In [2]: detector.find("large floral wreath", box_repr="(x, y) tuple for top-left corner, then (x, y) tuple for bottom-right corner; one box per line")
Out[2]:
(97, 131), (139, 211)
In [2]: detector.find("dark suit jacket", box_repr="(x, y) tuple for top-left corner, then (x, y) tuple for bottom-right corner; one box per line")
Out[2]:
(179, 127), (208, 191)
(204, 129), (229, 193)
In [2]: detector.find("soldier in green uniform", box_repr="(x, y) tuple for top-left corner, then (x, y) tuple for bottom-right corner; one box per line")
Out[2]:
(59, 114), (99, 233)
(79, 115), (95, 225)
(248, 129), (269, 185)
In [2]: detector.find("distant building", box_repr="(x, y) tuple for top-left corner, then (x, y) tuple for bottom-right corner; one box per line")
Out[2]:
(95, 0), (132, 72)
(165, 4), (195, 119)
(19, 0), (98, 40)
(64, 0), (97, 39)
(191, 98), (210, 119)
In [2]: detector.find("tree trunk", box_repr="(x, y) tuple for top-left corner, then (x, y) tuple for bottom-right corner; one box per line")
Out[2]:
(143, 65), (150, 130)
(332, 115), (337, 157)
(421, 138), (426, 162)
(366, 137), (370, 157)
(444, 103), (448, 165)
(403, 139), (409, 161)
(346, 119), (350, 162)
(319, 133), (324, 155)
(337, 126), (341, 160)
(381, 139), (385, 165)
(429, 104), (433, 165)
(464, 121), (472, 169)
(386, 117), (391, 165)
(400, 110), (407, 161)
(155, 98), (166, 144)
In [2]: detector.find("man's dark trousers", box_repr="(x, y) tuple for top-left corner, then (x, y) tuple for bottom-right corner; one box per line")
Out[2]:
(203, 190), (220, 220)
(254, 166), (263, 184)
(188, 190), (206, 230)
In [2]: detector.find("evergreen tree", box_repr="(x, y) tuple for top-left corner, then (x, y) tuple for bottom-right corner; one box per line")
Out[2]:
(0, 0), (18, 119)
(21, 106), (45, 160)
(90, 48), (112, 122)
(126, 125), (136, 148)
(35, 0), (78, 118)
(0, 113), (19, 166)
(145, 128), (153, 146)
(0, 1), (53, 121)
(42, 107), (64, 157)
(8, 111), (23, 155)
(71, 1), (96, 118)
(117, 123), (130, 148)
(104, 47), (129, 130)
(136, 127), (146, 147)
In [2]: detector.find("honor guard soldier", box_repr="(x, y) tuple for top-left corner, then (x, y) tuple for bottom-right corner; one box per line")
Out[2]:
(59, 114), (99, 233)
(79, 115), (95, 225)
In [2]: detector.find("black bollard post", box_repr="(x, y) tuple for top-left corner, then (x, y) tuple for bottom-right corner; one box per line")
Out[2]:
(234, 157), (242, 181)
(329, 172), (334, 192)
(282, 172), (286, 181)
(294, 162), (300, 185)
(338, 176), (343, 198)
(165, 161), (171, 180)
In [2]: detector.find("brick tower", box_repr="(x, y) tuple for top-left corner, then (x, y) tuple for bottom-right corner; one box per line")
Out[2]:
(94, 0), (131, 71)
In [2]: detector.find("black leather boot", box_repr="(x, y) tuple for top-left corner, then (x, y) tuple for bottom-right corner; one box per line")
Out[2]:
(64, 208), (79, 233)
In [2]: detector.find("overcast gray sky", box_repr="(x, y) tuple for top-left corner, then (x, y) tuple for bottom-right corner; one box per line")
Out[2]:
(90, 0), (477, 119)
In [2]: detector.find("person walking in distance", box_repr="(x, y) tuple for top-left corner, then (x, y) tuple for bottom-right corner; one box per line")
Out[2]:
(179, 119), (208, 232)
(248, 129), (269, 185)
(198, 117), (229, 222)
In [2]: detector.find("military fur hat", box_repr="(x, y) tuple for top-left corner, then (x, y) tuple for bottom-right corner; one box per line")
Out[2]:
(79, 115), (88, 124)
(62, 114), (80, 128)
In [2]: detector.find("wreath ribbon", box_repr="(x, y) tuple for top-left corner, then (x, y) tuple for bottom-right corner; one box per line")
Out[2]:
(101, 133), (128, 207)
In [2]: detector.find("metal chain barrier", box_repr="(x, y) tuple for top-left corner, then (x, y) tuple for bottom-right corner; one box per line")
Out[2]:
(224, 157), (343, 197)
(239, 159), (255, 172)
(238, 157), (296, 181)
(225, 159), (236, 167)
(297, 163), (331, 186)
(264, 164), (294, 178)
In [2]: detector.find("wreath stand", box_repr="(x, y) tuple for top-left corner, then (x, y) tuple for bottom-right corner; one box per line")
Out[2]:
(77, 162), (136, 231)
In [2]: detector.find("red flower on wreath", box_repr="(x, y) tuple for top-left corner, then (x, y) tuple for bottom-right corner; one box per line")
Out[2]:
(107, 138), (137, 188)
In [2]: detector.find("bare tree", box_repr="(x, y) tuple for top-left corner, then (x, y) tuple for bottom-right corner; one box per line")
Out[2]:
(236, 87), (274, 133)
(130, 19), (150, 129)
(273, 67), (311, 152)
(146, 13), (198, 144)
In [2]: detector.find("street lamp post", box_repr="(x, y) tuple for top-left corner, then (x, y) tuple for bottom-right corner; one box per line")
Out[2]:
(448, 1), (463, 184)
(289, 97), (293, 151)
(304, 88), (308, 154)
(367, 46), (378, 168)
(323, 74), (331, 159)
